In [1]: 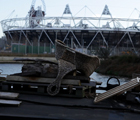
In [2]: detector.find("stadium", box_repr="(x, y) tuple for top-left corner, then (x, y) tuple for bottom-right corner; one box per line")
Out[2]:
(1, 0), (140, 55)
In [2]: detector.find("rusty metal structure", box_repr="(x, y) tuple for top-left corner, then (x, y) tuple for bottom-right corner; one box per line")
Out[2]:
(47, 40), (100, 95)
(9, 39), (99, 96)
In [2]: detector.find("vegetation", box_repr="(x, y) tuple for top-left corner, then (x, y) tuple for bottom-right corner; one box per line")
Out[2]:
(96, 47), (111, 59)
(96, 55), (140, 78)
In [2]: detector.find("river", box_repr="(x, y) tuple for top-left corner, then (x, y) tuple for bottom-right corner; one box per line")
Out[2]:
(0, 63), (130, 93)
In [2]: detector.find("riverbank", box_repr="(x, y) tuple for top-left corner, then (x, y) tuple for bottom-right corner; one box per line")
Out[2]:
(0, 56), (56, 63)
(1, 53), (139, 78)
(96, 55), (140, 78)
(0, 53), (56, 63)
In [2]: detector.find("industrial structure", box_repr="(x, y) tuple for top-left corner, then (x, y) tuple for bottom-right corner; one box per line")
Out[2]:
(1, 0), (140, 55)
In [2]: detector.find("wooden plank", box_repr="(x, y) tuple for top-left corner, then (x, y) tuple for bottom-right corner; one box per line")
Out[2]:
(0, 92), (19, 99)
(2, 81), (85, 98)
(95, 80), (137, 102)
(94, 77), (140, 103)
(0, 99), (22, 106)
(6, 75), (80, 86)
(0, 77), (6, 81)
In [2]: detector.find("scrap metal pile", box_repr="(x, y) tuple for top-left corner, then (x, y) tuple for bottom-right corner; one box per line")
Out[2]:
(4, 40), (100, 97)
(1, 40), (140, 105)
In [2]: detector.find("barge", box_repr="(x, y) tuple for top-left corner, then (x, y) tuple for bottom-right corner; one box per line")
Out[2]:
(0, 40), (140, 120)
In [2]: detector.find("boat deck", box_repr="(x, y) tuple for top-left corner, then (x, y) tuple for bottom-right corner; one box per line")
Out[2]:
(0, 93), (140, 120)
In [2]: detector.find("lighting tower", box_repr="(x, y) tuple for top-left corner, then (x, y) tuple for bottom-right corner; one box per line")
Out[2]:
(29, 0), (46, 27)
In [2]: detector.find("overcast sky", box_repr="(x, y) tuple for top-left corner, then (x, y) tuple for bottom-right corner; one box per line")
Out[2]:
(0, 0), (140, 37)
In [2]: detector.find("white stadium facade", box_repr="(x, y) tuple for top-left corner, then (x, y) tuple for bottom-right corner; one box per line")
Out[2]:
(1, 0), (140, 55)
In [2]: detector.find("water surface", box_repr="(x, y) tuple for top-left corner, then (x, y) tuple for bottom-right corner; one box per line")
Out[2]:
(0, 63), (129, 93)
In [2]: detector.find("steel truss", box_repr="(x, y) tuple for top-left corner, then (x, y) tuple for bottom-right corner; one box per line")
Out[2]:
(1, 16), (140, 55)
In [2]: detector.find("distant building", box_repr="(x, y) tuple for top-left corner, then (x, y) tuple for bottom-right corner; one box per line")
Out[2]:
(1, 1), (140, 55)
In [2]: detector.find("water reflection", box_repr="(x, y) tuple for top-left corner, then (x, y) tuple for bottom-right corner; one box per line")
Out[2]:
(0, 64), (23, 76)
